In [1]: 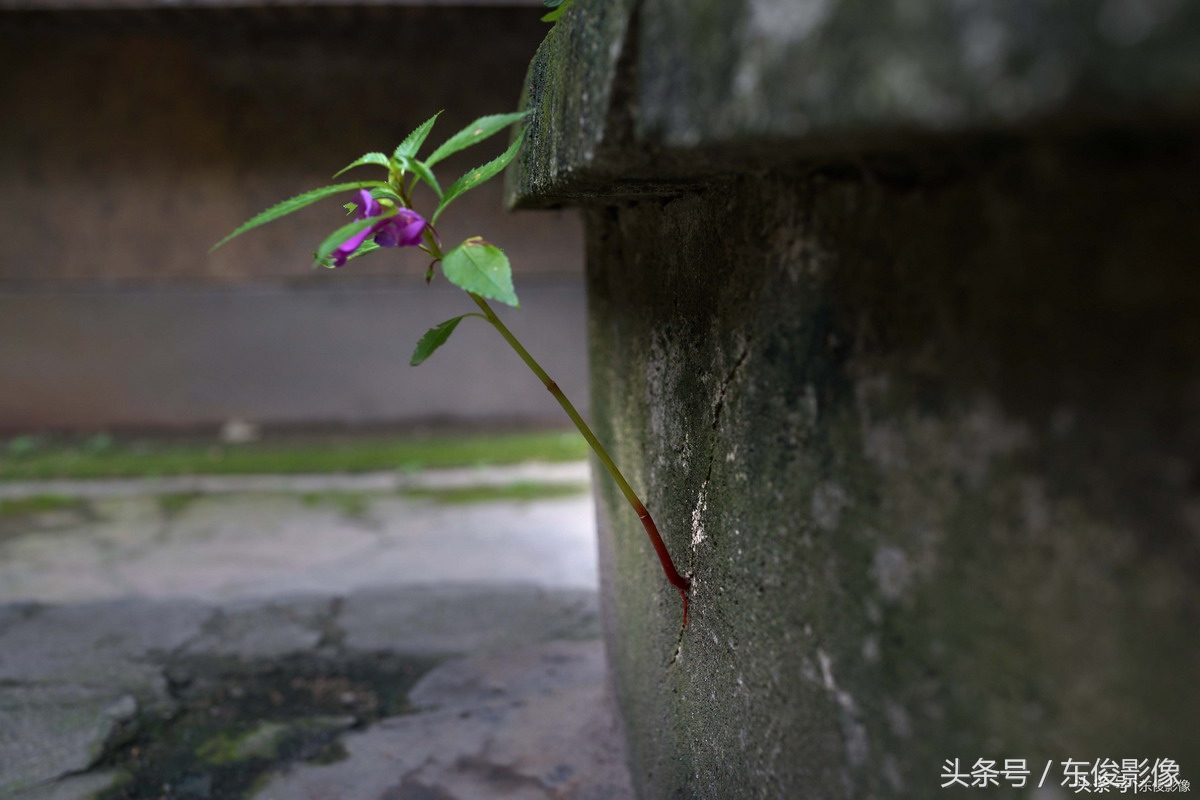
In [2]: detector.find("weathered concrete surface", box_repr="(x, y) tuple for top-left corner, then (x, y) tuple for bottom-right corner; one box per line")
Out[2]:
(508, 1), (1200, 797)
(0, 465), (594, 604)
(0, 467), (627, 796)
(1, 588), (627, 798)
(583, 151), (1200, 797)
(508, 0), (1200, 207)
(7, 772), (121, 800)
(639, 0), (1200, 150)
(0, 599), (209, 793)
(254, 640), (632, 800)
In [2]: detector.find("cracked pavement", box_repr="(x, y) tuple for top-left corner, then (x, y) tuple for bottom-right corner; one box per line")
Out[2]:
(0, 465), (634, 799)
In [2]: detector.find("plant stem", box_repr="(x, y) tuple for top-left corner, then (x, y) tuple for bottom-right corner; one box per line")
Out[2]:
(468, 292), (691, 624)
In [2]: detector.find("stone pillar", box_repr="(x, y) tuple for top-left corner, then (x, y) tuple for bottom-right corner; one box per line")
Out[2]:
(509, 1), (1200, 797)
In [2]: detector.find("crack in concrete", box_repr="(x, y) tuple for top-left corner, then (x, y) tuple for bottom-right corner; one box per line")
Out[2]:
(697, 344), (753, 552)
(709, 342), (753, 438)
(670, 340), (753, 669)
(667, 621), (687, 667)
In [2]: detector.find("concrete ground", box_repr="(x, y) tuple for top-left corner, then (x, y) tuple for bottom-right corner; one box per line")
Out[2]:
(0, 463), (634, 800)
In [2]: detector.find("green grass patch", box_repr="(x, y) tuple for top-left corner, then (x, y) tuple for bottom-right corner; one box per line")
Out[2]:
(0, 494), (85, 518)
(300, 491), (371, 518)
(401, 481), (589, 505)
(0, 430), (587, 481)
(157, 492), (205, 519)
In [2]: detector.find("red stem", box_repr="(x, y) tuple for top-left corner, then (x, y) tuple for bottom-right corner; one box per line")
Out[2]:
(470, 293), (691, 626)
(634, 499), (691, 626)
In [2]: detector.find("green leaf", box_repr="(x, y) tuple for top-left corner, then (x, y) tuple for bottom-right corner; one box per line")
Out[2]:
(313, 215), (392, 266)
(440, 240), (519, 306)
(315, 240), (379, 269)
(370, 186), (404, 204)
(397, 155), (443, 198)
(425, 111), (528, 167)
(433, 132), (525, 223)
(541, 1), (571, 22)
(410, 315), (470, 366)
(332, 152), (391, 178)
(541, 0), (574, 22)
(211, 181), (387, 252)
(394, 111), (443, 161)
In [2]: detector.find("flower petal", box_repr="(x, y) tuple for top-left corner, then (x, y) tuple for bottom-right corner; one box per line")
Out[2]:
(355, 189), (381, 219)
(331, 223), (377, 266)
(373, 209), (428, 248)
(396, 214), (427, 246)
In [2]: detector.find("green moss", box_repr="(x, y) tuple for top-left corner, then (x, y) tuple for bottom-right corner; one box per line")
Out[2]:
(194, 728), (252, 766)
(95, 652), (439, 800)
(0, 494), (85, 517)
(401, 481), (589, 505)
(197, 722), (290, 765)
(157, 492), (204, 519)
(0, 430), (587, 481)
(300, 491), (371, 518)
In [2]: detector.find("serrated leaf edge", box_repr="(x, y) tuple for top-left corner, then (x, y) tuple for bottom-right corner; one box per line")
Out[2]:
(211, 181), (388, 252)
(410, 315), (469, 366)
(395, 111), (444, 161)
(332, 152), (391, 179)
(425, 111), (528, 168)
(433, 132), (525, 223)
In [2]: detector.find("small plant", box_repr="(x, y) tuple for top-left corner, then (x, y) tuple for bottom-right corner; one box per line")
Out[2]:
(540, 0), (576, 23)
(212, 109), (690, 624)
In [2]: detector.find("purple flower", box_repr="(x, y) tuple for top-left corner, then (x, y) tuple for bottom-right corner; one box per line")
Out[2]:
(331, 190), (428, 267)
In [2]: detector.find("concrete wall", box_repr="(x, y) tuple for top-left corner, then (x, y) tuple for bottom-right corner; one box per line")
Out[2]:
(0, 281), (586, 429)
(511, 1), (1200, 797)
(585, 149), (1200, 798)
(0, 6), (585, 430)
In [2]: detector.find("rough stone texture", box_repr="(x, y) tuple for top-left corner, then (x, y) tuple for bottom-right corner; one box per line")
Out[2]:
(0, 687), (136, 794)
(638, 0), (1200, 151)
(581, 149), (1200, 797)
(0, 599), (208, 699)
(506, 0), (646, 205)
(508, 0), (1200, 207)
(509, 0), (1200, 797)
(0, 587), (625, 797)
(0, 477), (623, 796)
(253, 640), (634, 800)
(340, 585), (601, 655)
(0, 600), (207, 792)
(9, 771), (122, 800)
(178, 595), (333, 659)
(0, 487), (597, 605)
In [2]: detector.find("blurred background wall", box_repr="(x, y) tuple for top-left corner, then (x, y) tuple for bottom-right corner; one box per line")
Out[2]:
(0, 1), (585, 432)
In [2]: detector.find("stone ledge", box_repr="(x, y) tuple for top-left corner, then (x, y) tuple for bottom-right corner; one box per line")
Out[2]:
(508, 0), (1200, 207)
